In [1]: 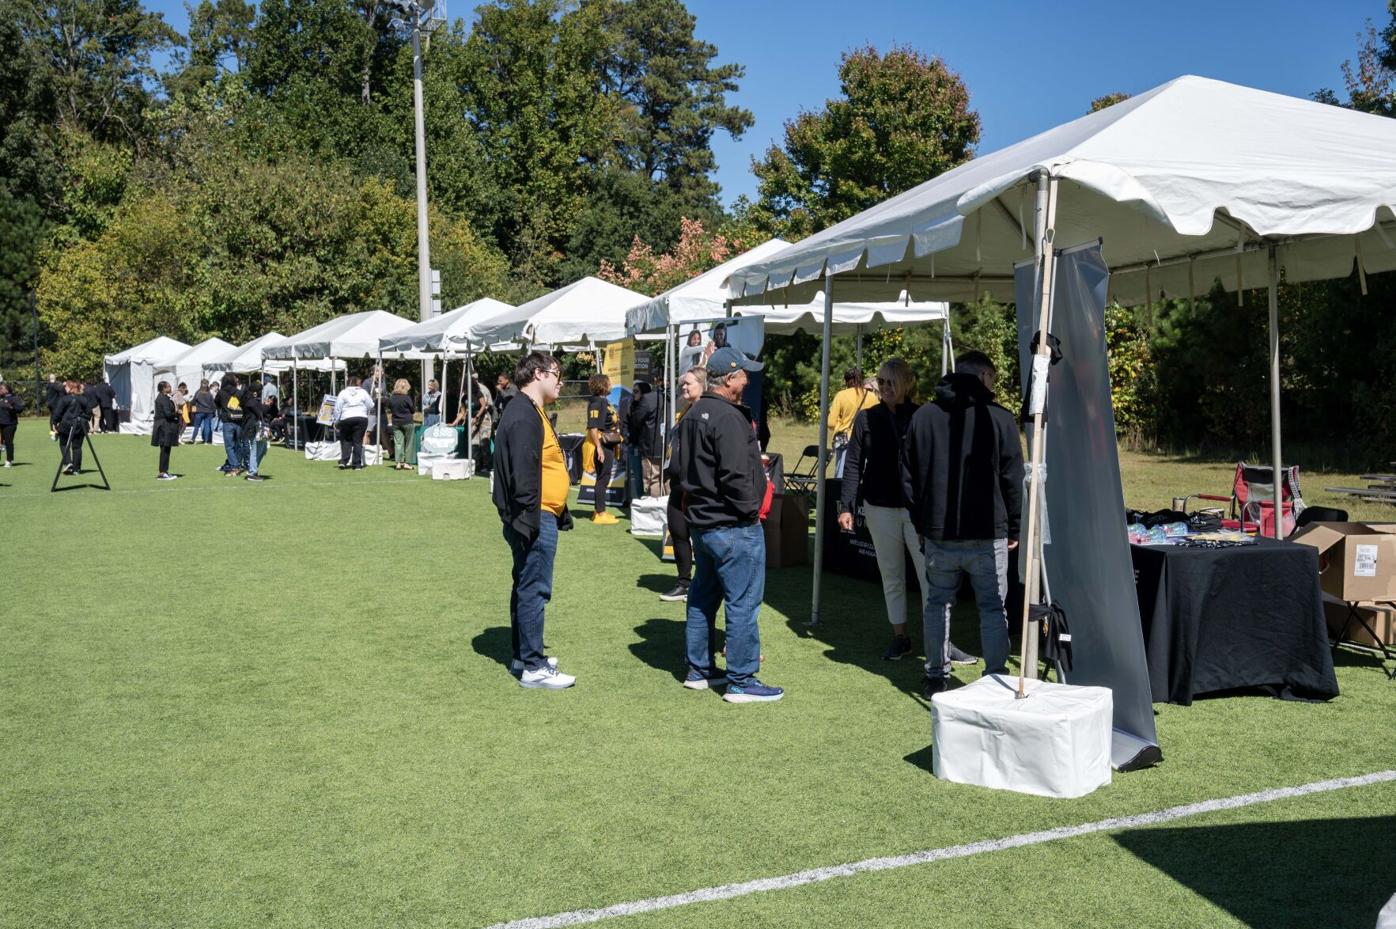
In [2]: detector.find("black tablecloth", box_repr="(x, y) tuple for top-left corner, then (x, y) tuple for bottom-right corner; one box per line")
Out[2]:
(1131, 538), (1339, 704)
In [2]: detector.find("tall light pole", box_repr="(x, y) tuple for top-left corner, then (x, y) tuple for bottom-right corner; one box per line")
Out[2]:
(392, 0), (444, 386)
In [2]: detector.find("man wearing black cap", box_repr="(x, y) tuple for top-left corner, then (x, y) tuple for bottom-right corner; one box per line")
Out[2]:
(671, 346), (783, 703)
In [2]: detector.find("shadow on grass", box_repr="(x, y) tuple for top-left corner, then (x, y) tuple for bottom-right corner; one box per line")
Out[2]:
(628, 617), (695, 684)
(472, 626), (513, 670)
(1114, 815), (1396, 929)
(634, 573), (672, 594)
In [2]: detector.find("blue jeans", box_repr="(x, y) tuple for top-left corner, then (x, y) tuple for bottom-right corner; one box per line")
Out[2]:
(192, 412), (213, 444)
(221, 421), (244, 470)
(687, 523), (766, 686)
(922, 539), (1010, 679)
(504, 512), (559, 671)
(244, 432), (260, 475)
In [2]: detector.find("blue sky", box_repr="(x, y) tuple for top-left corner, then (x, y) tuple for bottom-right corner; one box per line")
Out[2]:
(145, 0), (1386, 207)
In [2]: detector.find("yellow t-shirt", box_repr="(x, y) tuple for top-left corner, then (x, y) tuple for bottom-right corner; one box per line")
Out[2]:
(827, 387), (877, 438)
(538, 404), (569, 517)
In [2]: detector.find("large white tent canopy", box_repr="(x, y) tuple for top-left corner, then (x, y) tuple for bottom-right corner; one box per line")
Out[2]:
(157, 337), (236, 388)
(466, 277), (647, 348)
(381, 298), (516, 355)
(721, 74), (1396, 635)
(728, 75), (1396, 307)
(262, 310), (421, 362)
(104, 335), (191, 434)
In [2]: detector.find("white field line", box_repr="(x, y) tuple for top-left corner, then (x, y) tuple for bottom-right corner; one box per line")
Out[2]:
(483, 769), (1396, 929)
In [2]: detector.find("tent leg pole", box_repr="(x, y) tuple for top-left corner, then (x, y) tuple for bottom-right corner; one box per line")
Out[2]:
(292, 360), (298, 448)
(467, 354), (474, 472)
(1268, 245), (1284, 540)
(1016, 172), (1059, 698)
(810, 274), (834, 627)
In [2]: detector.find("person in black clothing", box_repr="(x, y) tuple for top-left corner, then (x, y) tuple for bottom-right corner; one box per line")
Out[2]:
(902, 351), (1024, 699)
(45, 375), (64, 439)
(494, 374), (519, 420)
(241, 381), (265, 481)
(626, 380), (662, 497)
(388, 378), (416, 470)
(217, 373), (245, 475)
(152, 380), (181, 480)
(93, 380), (118, 433)
(0, 382), (24, 467)
(672, 347), (782, 703)
(837, 357), (978, 667)
(54, 380), (91, 474)
(585, 373), (620, 524)
(82, 381), (103, 432)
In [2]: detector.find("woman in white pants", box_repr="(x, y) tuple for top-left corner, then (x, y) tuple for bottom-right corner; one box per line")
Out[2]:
(836, 357), (976, 667)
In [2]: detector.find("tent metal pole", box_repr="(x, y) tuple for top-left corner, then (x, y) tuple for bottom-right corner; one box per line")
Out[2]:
(1017, 172), (1059, 698)
(292, 358), (298, 449)
(1267, 245), (1284, 539)
(466, 352), (474, 473)
(810, 273), (834, 627)
(375, 350), (383, 460)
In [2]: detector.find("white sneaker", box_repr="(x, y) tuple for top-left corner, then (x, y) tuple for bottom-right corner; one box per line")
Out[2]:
(510, 656), (558, 674)
(519, 665), (575, 689)
(2, 460), (10, 468)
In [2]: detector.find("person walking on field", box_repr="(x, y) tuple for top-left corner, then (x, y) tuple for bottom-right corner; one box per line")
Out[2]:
(152, 380), (181, 480)
(53, 380), (91, 474)
(828, 367), (878, 478)
(332, 376), (373, 470)
(902, 351), (1024, 701)
(838, 359), (982, 667)
(217, 374), (246, 476)
(673, 347), (783, 703)
(659, 366), (707, 602)
(0, 382), (24, 467)
(626, 380), (662, 497)
(493, 351), (575, 690)
(240, 381), (266, 482)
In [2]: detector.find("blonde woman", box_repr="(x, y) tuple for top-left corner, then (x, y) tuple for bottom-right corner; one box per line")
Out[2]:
(388, 378), (417, 470)
(837, 358), (977, 668)
(659, 366), (707, 601)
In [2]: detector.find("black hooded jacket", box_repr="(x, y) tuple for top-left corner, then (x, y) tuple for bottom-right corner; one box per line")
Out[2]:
(901, 373), (1024, 542)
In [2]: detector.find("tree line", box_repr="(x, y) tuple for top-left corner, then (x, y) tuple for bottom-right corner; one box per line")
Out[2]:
(2, 0), (1395, 465)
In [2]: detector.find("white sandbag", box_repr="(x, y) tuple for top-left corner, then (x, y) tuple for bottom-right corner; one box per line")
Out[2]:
(630, 495), (668, 537)
(931, 674), (1112, 799)
(431, 458), (473, 480)
(305, 440), (382, 465)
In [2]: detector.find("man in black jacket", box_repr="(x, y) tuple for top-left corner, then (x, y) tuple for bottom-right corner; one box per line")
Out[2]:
(45, 375), (64, 439)
(492, 351), (575, 689)
(902, 351), (1024, 699)
(626, 380), (662, 496)
(673, 347), (783, 703)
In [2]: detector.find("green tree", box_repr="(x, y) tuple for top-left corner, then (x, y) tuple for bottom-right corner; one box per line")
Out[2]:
(751, 45), (980, 238)
(164, 0), (256, 97)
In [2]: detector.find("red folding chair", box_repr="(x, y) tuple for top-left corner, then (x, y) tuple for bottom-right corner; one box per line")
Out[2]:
(1192, 462), (1305, 537)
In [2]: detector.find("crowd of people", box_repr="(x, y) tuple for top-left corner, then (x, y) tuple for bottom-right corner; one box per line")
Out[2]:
(489, 344), (1025, 704)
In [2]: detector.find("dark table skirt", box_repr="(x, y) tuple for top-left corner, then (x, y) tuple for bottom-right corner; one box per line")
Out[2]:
(1132, 538), (1339, 704)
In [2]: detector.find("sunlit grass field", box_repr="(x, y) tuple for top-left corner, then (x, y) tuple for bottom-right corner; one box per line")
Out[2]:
(2, 420), (1393, 929)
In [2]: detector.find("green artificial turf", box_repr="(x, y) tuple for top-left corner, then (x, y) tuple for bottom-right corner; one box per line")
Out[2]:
(2, 420), (1393, 929)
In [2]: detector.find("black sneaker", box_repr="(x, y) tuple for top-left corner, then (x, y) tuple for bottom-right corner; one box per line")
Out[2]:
(659, 584), (689, 602)
(881, 635), (912, 661)
(922, 676), (949, 700)
(948, 643), (979, 666)
(245, 474), (264, 482)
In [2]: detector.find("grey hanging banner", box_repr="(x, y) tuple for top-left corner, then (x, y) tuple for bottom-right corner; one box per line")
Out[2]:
(1014, 240), (1161, 771)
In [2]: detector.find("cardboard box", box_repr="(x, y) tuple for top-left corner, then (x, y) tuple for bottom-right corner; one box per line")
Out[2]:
(1290, 522), (1396, 602)
(1323, 595), (1396, 649)
(763, 495), (810, 569)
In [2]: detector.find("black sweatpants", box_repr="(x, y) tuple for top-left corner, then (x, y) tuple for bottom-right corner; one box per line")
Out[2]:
(667, 497), (692, 583)
(0, 423), (14, 462)
(60, 426), (85, 471)
(594, 444), (613, 513)
(338, 417), (367, 467)
(158, 445), (172, 473)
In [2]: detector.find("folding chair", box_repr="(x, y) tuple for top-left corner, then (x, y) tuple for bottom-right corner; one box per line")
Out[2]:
(1189, 461), (1305, 536)
(783, 444), (824, 497)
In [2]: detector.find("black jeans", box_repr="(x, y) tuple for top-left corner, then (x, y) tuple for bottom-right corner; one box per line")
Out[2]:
(668, 498), (692, 583)
(60, 425), (85, 470)
(158, 445), (172, 473)
(594, 444), (614, 513)
(0, 423), (14, 462)
(338, 417), (367, 467)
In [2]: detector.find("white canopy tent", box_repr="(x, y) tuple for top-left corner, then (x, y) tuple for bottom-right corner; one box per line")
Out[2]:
(262, 310), (421, 450)
(725, 74), (1396, 633)
(625, 238), (952, 441)
(465, 277), (647, 348)
(381, 297), (517, 467)
(207, 333), (341, 375)
(104, 336), (191, 435)
(156, 337), (236, 391)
